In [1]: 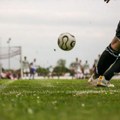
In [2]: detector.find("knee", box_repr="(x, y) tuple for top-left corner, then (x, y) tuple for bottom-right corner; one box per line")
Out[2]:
(111, 37), (120, 51)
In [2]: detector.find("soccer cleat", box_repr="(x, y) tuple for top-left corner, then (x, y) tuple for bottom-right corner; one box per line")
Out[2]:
(88, 74), (98, 86)
(97, 76), (114, 87)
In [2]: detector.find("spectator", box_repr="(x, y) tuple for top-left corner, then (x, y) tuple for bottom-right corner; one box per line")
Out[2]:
(29, 62), (36, 79)
(29, 58), (39, 79)
(83, 60), (90, 79)
(22, 56), (30, 78)
(74, 58), (84, 79)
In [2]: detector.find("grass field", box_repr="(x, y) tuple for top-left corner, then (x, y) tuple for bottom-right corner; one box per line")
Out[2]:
(0, 79), (120, 120)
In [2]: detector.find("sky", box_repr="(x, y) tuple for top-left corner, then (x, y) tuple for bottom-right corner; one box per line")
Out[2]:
(0, 0), (120, 69)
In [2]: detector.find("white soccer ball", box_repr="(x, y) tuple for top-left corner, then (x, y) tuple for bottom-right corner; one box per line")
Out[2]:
(58, 33), (76, 51)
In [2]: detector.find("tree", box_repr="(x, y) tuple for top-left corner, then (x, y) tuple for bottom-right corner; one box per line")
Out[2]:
(36, 67), (49, 76)
(53, 59), (69, 78)
(69, 62), (76, 77)
(57, 59), (66, 67)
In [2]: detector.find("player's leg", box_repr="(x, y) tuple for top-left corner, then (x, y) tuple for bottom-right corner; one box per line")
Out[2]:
(89, 21), (120, 86)
(23, 69), (26, 77)
(89, 38), (119, 85)
(96, 58), (120, 88)
(95, 21), (120, 78)
(96, 21), (120, 87)
(104, 57), (120, 81)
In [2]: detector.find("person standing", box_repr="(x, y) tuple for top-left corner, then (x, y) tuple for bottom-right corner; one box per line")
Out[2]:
(29, 58), (38, 79)
(22, 56), (30, 79)
(83, 60), (90, 79)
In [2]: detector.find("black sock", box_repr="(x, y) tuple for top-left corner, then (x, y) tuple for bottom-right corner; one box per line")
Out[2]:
(104, 57), (120, 81)
(95, 44), (119, 78)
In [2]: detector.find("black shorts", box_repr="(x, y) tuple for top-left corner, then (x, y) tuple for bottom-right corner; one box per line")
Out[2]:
(116, 21), (120, 39)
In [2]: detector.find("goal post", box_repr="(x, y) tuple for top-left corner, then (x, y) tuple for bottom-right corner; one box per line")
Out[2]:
(0, 46), (23, 79)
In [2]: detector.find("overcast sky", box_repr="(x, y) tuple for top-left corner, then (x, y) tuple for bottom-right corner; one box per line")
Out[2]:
(0, 0), (120, 68)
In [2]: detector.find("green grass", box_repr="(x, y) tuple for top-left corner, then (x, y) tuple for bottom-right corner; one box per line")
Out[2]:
(0, 79), (120, 120)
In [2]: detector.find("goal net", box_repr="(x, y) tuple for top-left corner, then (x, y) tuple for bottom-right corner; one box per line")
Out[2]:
(0, 46), (22, 78)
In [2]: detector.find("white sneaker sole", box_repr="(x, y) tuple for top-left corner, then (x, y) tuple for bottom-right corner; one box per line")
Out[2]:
(97, 83), (115, 87)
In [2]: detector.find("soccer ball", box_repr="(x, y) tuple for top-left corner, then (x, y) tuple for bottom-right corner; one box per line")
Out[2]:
(58, 33), (76, 51)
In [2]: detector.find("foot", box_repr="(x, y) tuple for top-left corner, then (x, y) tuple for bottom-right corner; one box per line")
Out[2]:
(97, 76), (114, 87)
(88, 74), (98, 86)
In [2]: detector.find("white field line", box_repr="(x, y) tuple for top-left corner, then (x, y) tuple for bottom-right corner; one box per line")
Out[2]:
(1, 89), (120, 96)
(74, 90), (120, 95)
(0, 80), (16, 92)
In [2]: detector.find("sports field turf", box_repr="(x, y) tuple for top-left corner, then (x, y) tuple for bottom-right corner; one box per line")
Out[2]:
(0, 79), (120, 120)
